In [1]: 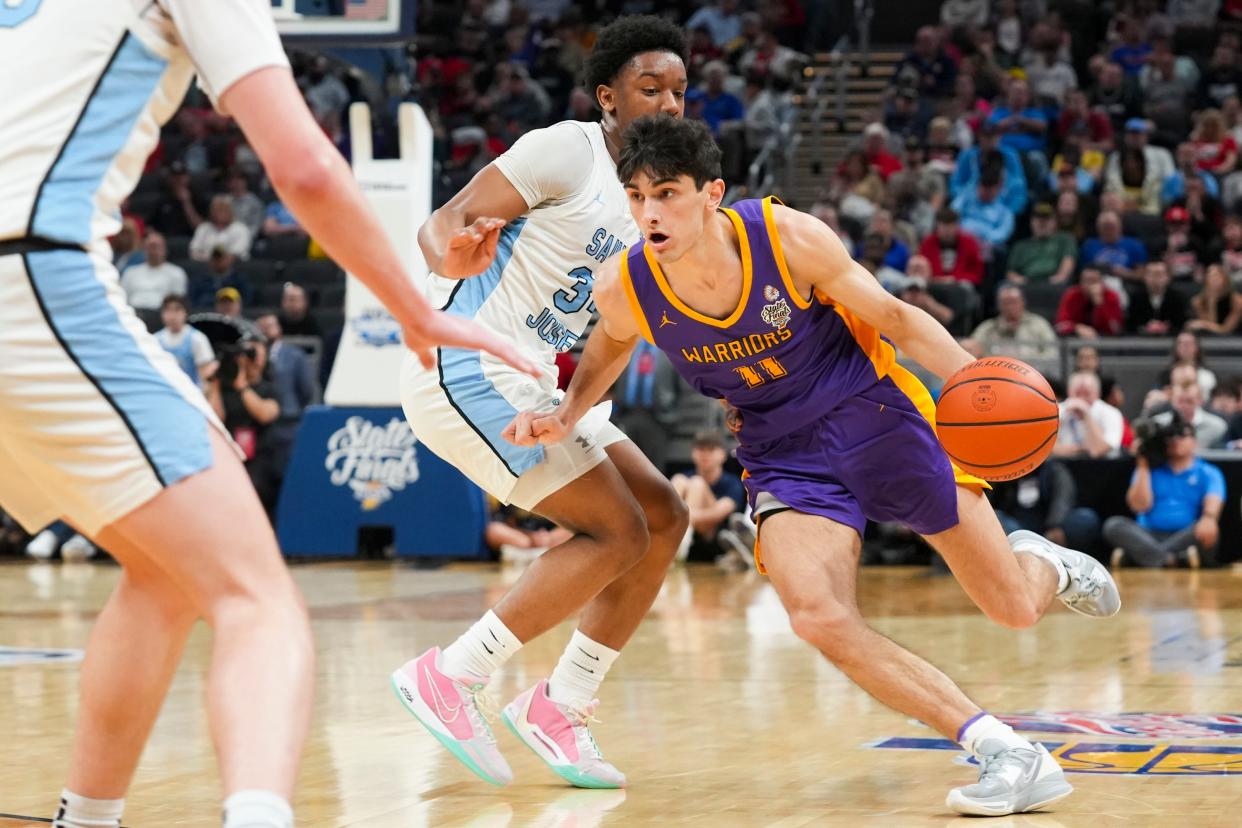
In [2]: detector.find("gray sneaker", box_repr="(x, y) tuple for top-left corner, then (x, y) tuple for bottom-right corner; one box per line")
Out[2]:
(1008, 530), (1121, 618)
(946, 738), (1073, 816)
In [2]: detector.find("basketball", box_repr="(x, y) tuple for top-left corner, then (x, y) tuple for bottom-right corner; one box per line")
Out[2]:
(935, 358), (1059, 482)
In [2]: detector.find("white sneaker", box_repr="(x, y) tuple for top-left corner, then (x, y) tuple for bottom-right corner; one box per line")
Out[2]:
(24, 529), (58, 560)
(1008, 530), (1120, 617)
(60, 534), (96, 562)
(947, 739), (1073, 816)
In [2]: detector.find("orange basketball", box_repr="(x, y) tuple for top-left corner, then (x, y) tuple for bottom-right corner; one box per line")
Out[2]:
(935, 358), (1059, 482)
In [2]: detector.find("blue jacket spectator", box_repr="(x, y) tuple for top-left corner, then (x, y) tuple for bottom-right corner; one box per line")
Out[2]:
(188, 249), (252, 311)
(952, 180), (1015, 248)
(1080, 211), (1148, 280)
(698, 62), (744, 137)
(684, 0), (743, 48)
(951, 123), (1028, 215)
(986, 78), (1049, 156)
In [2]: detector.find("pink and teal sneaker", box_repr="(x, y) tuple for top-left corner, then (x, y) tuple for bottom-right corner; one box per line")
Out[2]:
(501, 679), (626, 789)
(390, 647), (513, 786)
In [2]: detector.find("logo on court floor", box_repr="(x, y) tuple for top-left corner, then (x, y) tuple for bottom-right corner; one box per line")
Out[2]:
(0, 646), (83, 667)
(350, 308), (403, 348)
(325, 416), (420, 510)
(868, 736), (1242, 775)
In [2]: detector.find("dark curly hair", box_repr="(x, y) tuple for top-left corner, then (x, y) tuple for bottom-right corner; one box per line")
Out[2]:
(618, 114), (721, 189)
(583, 15), (688, 97)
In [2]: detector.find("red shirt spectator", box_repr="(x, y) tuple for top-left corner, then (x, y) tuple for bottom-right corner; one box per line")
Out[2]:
(920, 208), (985, 286)
(1190, 109), (1238, 174)
(861, 122), (903, 181)
(1055, 267), (1125, 336)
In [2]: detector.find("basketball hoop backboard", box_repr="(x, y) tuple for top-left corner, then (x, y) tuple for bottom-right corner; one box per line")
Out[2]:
(271, 0), (414, 42)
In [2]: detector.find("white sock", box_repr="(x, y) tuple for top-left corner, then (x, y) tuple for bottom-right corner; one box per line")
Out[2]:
(440, 609), (523, 681)
(1013, 541), (1069, 593)
(547, 629), (620, 709)
(52, 789), (124, 828)
(222, 790), (293, 828)
(957, 713), (1031, 756)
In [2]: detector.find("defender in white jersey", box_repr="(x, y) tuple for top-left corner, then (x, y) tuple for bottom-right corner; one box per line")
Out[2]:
(391, 17), (692, 790)
(0, 2), (534, 826)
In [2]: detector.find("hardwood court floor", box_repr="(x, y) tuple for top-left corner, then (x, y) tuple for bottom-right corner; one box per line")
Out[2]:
(3, 559), (1242, 826)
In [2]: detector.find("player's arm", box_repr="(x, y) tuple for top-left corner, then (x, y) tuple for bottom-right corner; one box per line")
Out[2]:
(503, 258), (642, 447)
(774, 205), (974, 381)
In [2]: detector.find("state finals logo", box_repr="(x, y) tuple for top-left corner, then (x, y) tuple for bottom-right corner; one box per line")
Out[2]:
(325, 416), (420, 511)
(760, 284), (791, 330)
(867, 712), (1242, 775)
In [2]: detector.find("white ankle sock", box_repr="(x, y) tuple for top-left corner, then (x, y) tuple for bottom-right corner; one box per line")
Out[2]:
(53, 790), (123, 828)
(222, 790), (293, 828)
(440, 609), (523, 681)
(1013, 541), (1069, 593)
(957, 713), (1031, 756)
(547, 630), (620, 709)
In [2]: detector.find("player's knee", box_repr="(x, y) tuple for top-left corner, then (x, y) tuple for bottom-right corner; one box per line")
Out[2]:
(788, 601), (863, 657)
(600, 503), (651, 574)
(646, 482), (690, 548)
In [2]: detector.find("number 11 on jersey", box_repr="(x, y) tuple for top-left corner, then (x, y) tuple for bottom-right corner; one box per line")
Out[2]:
(733, 356), (788, 389)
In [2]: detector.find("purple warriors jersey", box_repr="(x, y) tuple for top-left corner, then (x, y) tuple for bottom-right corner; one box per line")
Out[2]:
(621, 196), (894, 446)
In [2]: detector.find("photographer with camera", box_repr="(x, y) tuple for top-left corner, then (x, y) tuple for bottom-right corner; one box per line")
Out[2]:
(204, 335), (280, 509)
(1103, 414), (1225, 568)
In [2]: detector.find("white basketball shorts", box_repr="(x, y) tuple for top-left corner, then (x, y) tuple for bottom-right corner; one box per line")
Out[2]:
(0, 245), (227, 536)
(400, 349), (626, 512)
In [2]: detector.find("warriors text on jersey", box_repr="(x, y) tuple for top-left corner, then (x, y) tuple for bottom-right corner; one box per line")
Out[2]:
(621, 196), (897, 446)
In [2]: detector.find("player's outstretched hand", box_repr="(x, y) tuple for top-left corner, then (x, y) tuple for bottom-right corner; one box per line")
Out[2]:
(502, 410), (570, 447)
(403, 311), (542, 379)
(440, 217), (507, 277)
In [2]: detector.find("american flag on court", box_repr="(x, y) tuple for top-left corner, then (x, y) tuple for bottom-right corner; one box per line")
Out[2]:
(344, 0), (389, 20)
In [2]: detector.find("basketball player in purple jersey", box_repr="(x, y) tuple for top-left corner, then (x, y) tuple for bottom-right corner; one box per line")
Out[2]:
(505, 115), (1121, 816)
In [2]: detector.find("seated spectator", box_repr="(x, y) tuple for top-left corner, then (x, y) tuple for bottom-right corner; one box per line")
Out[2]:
(189, 195), (251, 261)
(1105, 119), (1175, 206)
(612, 339), (681, 474)
(883, 85), (934, 146)
(670, 431), (748, 565)
(925, 115), (962, 174)
(1162, 206), (1207, 283)
(1022, 23), (1078, 106)
(1007, 201), (1077, 286)
(698, 61), (745, 138)
(1056, 88), (1114, 156)
(204, 336), (281, 507)
(1198, 43), (1242, 111)
(1091, 62), (1141, 134)
(110, 216), (144, 272)
(215, 286), (243, 318)
(687, 24), (724, 76)
(1209, 379), (1242, 449)
(189, 248), (251, 310)
(920, 207), (985, 286)
(1188, 264), (1242, 335)
(892, 26), (957, 99)
(1141, 40), (1196, 144)
(895, 267), (955, 329)
(279, 282), (322, 338)
(1053, 371), (1125, 458)
(1056, 190), (1092, 242)
(859, 232), (908, 292)
(685, 0), (743, 49)
(1163, 142), (1222, 206)
(254, 314), (317, 515)
(1166, 330), (1219, 399)
(989, 458), (1101, 553)
(226, 169), (264, 240)
(1111, 146), (1164, 215)
(1049, 129), (1105, 194)
(484, 500), (573, 563)
(950, 119), (1028, 216)
(1104, 415), (1223, 567)
(859, 122), (903, 181)
(1209, 213), (1242, 285)
(149, 160), (206, 237)
(1109, 17), (1152, 78)
(888, 136), (943, 239)
(861, 210), (908, 271)
(964, 284), (1058, 360)
(1127, 261), (1188, 334)
(951, 172), (1016, 254)
(1081, 210), (1147, 283)
(120, 231), (187, 313)
(1190, 108), (1239, 177)
(737, 26), (805, 83)
(1055, 266), (1125, 337)
(986, 77), (1049, 160)
(1168, 172), (1224, 249)
(154, 294), (215, 387)
(1145, 362), (1229, 448)
(262, 199), (305, 239)
(831, 151), (886, 224)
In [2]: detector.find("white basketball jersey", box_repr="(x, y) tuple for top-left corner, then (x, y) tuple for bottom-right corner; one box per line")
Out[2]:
(0, 0), (288, 247)
(425, 121), (638, 370)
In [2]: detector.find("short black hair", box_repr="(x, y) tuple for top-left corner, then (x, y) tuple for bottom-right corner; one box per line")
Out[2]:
(584, 15), (688, 96)
(161, 294), (189, 313)
(618, 114), (722, 189)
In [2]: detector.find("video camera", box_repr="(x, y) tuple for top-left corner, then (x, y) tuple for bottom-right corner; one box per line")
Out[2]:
(1131, 413), (1192, 468)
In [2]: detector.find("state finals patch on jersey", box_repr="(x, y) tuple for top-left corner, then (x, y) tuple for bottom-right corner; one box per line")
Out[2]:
(760, 284), (791, 330)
